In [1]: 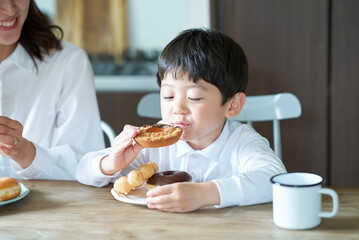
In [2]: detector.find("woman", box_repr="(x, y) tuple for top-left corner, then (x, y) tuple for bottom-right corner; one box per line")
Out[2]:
(0, 0), (105, 179)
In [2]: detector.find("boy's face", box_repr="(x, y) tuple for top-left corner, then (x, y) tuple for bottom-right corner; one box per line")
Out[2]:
(160, 72), (231, 150)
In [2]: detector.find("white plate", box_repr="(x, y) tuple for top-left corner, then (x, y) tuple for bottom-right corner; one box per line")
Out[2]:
(0, 183), (30, 206)
(111, 184), (147, 205)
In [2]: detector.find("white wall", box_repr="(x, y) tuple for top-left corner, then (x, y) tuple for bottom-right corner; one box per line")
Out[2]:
(35, 0), (56, 18)
(36, 0), (210, 51)
(127, 0), (210, 50)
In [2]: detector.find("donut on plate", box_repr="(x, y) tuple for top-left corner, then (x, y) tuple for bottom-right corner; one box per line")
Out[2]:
(114, 161), (158, 195)
(146, 171), (192, 190)
(134, 124), (182, 148)
(0, 177), (21, 201)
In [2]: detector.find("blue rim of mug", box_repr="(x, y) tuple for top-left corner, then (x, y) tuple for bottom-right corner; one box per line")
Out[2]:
(270, 172), (324, 188)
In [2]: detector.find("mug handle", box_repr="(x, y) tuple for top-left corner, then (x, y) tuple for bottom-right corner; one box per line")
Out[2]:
(319, 188), (339, 218)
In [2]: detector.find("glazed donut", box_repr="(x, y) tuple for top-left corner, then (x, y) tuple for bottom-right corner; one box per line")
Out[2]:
(114, 161), (158, 195)
(0, 177), (21, 201)
(146, 171), (192, 190)
(139, 162), (157, 179)
(134, 124), (183, 148)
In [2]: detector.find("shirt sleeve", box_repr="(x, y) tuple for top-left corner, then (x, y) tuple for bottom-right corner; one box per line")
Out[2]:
(11, 45), (105, 180)
(75, 148), (121, 187)
(213, 132), (287, 208)
(76, 147), (152, 187)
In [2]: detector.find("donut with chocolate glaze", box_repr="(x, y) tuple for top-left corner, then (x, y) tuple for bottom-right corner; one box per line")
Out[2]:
(146, 171), (192, 190)
(134, 124), (182, 148)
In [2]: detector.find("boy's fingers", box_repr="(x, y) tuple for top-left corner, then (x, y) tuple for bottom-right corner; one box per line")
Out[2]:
(146, 185), (173, 197)
(123, 125), (140, 133)
(113, 128), (139, 146)
(146, 194), (172, 205)
(146, 200), (182, 213)
(132, 143), (144, 154)
(123, 124), (135, 130)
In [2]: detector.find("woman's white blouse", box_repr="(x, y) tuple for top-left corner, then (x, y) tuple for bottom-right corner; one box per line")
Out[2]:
(77, 120), (286, 208)
(0, 41), (105, 180)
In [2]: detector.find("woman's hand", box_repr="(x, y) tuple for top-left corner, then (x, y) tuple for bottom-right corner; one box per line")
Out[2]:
(100, 124), (144, 175)
(0, 116), (36, 168)
(145, 182), (220, 212)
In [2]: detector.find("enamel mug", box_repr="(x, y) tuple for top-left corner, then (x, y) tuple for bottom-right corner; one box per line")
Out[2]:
(271, 172), (339, 230)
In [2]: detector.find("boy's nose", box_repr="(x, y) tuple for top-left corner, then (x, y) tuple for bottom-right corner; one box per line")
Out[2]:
(173, 100), (188, 115)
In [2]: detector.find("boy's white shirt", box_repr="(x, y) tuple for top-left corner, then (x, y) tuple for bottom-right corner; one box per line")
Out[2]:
(76, 120), (286, 208)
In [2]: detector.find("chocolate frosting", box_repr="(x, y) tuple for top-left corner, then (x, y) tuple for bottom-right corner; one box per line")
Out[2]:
(151, 124), (170, 128)
(147, 171), (192, 186)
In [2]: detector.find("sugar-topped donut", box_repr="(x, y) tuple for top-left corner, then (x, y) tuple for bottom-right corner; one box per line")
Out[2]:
(146, 171), (192, 190)
(134, 124), (182, 148)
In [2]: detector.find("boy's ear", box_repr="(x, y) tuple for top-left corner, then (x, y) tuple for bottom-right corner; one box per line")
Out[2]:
(225, 92), (246, 118)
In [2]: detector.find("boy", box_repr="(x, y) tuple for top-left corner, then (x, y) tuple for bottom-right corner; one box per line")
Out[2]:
(76, 28), (286, 212)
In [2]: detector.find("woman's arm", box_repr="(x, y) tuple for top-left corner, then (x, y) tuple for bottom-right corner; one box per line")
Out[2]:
(11, 44), (105, 180)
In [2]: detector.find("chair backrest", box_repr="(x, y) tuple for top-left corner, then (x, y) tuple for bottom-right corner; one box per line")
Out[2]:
(136, 92), (302, 160)
(101, 120), (116, 146)
(137, 93), (161, 119)
(232, 93), (301, 159)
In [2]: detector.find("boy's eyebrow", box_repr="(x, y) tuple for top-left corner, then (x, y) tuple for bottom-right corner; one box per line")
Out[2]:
(161, 82), (207, 90)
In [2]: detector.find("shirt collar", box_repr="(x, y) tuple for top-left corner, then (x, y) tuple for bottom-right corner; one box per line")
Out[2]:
(2, 43), (36, 73)
(176, 140), (195, 157)
(175, 119), (230, 160)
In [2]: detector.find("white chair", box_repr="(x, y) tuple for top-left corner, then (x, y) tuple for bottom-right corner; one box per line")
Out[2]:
(232, 93), (301, 159)
(137, 93), (161, 119)
(136, 92), (302, 159)
(101, 120), (116, 146)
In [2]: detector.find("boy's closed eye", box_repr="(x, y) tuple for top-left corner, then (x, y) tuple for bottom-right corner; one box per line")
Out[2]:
(188, 97), (202, 101)
(163, 96), (203, 101)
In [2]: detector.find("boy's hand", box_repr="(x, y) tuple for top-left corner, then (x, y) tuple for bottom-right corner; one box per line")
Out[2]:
(100, 125), (144, 175)
(145, 182), (220, 212)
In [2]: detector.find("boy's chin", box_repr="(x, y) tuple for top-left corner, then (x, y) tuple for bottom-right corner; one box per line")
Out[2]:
(180, 135), (189, 142)
(181, 135), (195, 143)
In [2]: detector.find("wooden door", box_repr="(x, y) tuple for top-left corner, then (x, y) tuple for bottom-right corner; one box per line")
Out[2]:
(211, 0), (329, 181)
(331, 0), (359, 186)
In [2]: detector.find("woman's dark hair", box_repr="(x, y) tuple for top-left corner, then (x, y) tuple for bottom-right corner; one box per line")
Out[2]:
(19, 0), (63, 68)
(156, 28), (248, 105)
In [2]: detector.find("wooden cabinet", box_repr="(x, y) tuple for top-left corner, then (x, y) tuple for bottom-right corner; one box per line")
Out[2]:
(56, 0), (127, 55)
(211, 0), (359, 186)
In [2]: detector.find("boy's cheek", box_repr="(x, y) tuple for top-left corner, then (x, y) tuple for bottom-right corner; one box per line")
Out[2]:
(160, 109), (171, 121)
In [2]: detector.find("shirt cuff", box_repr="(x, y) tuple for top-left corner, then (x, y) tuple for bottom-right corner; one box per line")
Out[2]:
(89, 154), (121, 180)
(212, 177), (241, 208)
(10, 143), (53, 179)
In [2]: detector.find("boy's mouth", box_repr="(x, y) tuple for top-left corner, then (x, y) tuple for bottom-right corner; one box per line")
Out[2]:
(173, 122), (190, 129)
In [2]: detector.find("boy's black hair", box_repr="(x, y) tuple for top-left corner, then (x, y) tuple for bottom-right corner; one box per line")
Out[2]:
(156, 28), (248, 105)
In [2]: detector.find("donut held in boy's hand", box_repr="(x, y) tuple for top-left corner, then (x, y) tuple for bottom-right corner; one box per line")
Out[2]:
(114, 161), (158, 195)
(134, 124), (183, 148)
(0, 177), (21, 201)
(146, 171), (192, 190)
